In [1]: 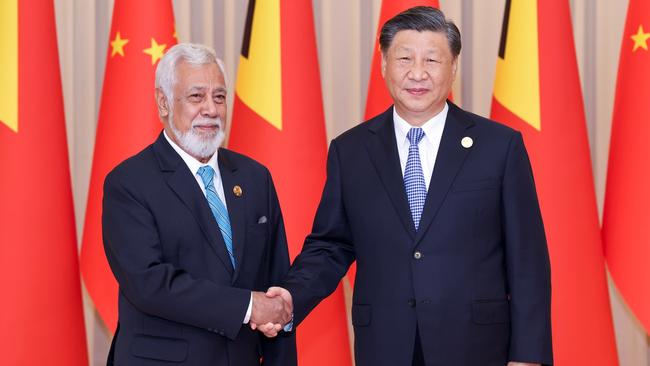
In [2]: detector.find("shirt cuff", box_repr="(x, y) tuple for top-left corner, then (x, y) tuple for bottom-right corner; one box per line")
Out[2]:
(243, 292), (253, 324)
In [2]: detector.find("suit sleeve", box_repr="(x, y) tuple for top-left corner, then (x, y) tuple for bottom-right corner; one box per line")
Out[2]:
(259, 169), (297, 366)
(282, 139), (356, 325)
(502, 132), (553, 365)
(102, 169), (250, 340)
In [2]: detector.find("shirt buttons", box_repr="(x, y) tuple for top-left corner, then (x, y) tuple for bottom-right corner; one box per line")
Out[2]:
(414, 251), (422, 259)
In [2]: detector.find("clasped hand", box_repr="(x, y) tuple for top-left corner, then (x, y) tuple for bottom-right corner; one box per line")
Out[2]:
(249, 287), (292, 337)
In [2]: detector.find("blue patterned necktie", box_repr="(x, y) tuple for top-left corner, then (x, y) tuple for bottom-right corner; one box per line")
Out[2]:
(404, 128), (427, 230)
(197, 165), (235, 268)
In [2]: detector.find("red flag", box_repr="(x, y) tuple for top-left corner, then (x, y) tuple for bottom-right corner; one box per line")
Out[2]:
(228, 1), (352, 364)
(0, 0), (88, 364)
(602, 0), (650, 334)
(352, 0), (442, 285)
(80, 0), (176, 331)
(490, 0), (618, 364)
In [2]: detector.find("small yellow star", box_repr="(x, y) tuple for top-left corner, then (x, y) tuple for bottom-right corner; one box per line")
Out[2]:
(143, 38), (167, 65)
(173, 26), (178, 40)
(110, 31), (129, 57)
(631, 24), (650, 52)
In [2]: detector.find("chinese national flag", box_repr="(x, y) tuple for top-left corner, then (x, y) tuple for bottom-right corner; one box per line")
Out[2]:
(228, 1), (352, 365)
(354, 0), (443, 285)
(602, 0), (650, 334)
(0, 0), (88, 364)
(80, 0), (176, 331)
(491, 0), (618, 364)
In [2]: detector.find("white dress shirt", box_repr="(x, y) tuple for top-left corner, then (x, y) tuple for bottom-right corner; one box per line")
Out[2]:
(393, 102), (448, 191)
(163, 131), (253, 324)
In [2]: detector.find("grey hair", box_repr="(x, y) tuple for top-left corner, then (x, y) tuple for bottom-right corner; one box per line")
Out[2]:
(155, 43), (227, 102)
(379, 6), (461, 58)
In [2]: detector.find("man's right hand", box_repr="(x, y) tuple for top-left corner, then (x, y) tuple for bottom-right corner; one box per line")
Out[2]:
(250, 291), (292, 337)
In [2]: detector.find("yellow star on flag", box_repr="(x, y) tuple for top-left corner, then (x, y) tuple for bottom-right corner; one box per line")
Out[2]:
(110, 31), (129, 57)
(143, 38), (167, 65)
(173, 26), (178, 40)
(631, 24), (650, 52)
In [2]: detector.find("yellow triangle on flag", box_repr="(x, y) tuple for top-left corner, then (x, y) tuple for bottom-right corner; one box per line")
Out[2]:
(235, 0), (283, 131)
(493, 0), (541, 131)
(0, 0), (18, 133)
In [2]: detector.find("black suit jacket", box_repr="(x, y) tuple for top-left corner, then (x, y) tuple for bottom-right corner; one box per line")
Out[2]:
(103, 132), (296, 365)
(284, 103), (553, 365)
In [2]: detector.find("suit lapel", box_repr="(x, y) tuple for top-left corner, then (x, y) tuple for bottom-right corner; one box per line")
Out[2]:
(218, 149), (247, 284)
(153, 133), (235, 275)
(415, 103), (474, 246)
(365, 108), (417, 240)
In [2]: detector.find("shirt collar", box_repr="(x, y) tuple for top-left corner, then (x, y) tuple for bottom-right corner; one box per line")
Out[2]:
(163, 130), (219, 175)
(393, 102), (449, 144)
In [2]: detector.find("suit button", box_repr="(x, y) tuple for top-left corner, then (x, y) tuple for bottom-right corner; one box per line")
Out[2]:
(408, 299), (416, 307)
(414, 251), (422, 259)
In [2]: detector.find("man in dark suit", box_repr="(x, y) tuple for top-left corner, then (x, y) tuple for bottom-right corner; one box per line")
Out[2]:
(102, 43), (296, 365)
(266, 6), (552, 366)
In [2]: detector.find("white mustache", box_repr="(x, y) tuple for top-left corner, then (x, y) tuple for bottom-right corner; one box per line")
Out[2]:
(192, 117), (222, 128)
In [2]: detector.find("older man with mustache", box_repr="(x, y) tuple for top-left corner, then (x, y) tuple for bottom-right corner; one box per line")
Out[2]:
(102, 43), (296, 366)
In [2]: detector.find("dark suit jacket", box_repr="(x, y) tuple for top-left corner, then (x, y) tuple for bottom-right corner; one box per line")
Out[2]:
(284, 103), (553, 365)
(103, 132), (296, 366)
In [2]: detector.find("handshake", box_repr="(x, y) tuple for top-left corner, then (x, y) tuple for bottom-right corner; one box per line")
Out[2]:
(249, 287), (292, 337)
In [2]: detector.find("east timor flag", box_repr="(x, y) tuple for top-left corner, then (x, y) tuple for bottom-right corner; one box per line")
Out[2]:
(491, 1), (618, 364)
(603, 0), (650, 335)
(0, 0), (88, 364)
(228, 1), (352, 364)
(80, 0), (176, 331)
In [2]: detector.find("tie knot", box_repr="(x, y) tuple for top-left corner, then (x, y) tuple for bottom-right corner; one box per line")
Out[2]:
(197, 165), (215, 187)
(407, 127), (425, 145)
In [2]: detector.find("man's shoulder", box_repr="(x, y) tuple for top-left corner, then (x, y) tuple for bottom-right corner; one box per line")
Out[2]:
(219, 148), (270, 176)
(450, 103), (518, 138)
(105, 143), (158, 186)
(332, 108), (392, 146)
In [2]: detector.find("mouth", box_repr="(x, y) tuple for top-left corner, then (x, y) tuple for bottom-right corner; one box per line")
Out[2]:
(193, 124), (219, 134)
(405, 88), (430, 96)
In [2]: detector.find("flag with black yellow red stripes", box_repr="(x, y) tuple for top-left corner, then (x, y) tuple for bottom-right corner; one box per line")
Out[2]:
(491, 1), (618, 364)
(228, 1), (352, 364)
(0, 0), (88, 363)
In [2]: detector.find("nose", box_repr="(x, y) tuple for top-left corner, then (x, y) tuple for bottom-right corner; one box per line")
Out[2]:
(201, 97), (219, 118)
(407, 60), (429, 81)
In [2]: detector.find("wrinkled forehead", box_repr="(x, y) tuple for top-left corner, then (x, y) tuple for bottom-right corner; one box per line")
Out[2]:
(175, 61), (226, 92)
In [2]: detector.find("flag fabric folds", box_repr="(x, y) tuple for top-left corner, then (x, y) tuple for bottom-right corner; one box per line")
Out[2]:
(80, 0), (176, 331)
(603, 0), (650, 335)
(490, 0), (619, 364)
(0, 0), (88, 364)
(228, 0), (352, 364)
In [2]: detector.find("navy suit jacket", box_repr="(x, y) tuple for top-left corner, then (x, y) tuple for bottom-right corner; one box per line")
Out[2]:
(103, 133), (296, 365)
(284, 103), (553, 365)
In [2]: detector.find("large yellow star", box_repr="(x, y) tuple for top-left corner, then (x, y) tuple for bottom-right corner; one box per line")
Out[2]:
(110, 31), (129, 57)
(631, 24), (650, 52)
(143, 38), (167, 65)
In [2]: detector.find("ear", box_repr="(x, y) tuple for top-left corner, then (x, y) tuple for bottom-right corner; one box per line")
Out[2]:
(155, 88), (169, 118)
(451, 57), (459, 81)
(380, 52), (387, 79)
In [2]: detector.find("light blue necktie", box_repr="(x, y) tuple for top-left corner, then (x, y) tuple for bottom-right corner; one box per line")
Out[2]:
(198, 165), (235, 268)
(404, 128), (427, 230)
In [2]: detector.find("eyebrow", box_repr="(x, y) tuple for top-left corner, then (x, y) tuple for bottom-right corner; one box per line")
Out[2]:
(186, 86), (227, 94)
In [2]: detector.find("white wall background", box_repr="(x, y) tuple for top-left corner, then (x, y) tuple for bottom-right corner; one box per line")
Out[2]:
(52, 0), (649, 364)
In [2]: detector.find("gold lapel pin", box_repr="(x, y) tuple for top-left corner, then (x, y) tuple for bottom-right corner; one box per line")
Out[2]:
(461, 136), (473, 149)
(233, 185), (243, 197)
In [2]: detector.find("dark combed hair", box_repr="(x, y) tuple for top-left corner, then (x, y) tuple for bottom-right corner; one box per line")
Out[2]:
(379, 6), (461, 57)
